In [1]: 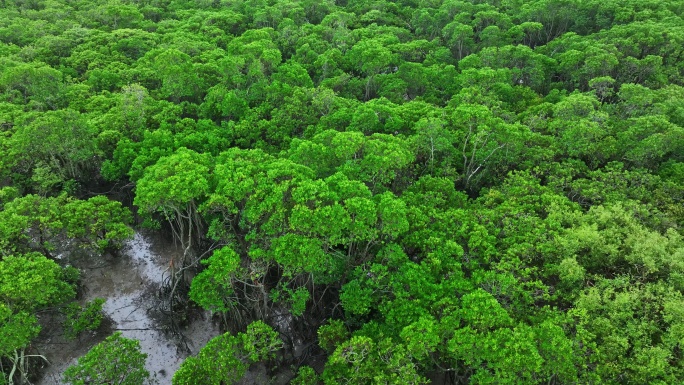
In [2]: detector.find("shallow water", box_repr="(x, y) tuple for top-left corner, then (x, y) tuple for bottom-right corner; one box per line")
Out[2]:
(35, 232), (220, 385)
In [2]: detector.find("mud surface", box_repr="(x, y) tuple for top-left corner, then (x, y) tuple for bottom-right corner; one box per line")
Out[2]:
(34, 232), (220, 385)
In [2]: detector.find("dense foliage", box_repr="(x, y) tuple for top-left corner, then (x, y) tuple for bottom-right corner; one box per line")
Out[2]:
(1, 0), (684, 383)
(63, 332), (149, 385)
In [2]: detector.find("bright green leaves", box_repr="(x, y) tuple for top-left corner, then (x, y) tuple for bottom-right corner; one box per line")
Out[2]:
(0, 253), (75, 310)
(375, 192), (409, 239)
(550, 93), (615, 166)
(461, 44), (555, 93)
(461, 166), (684, 383)
(270, 234), (327, 275)
(291, 366), (319, 385)
(205, 146), (409, 262)
(345, 38), (397, 99)
(476, 171), (578, 257)
(7, 108), (100, 192)
(2, 1), (683, 383)
(442, 293), (575, 384)
(289, 188), (350, 245)
(0, 194), (133, 256)
(287, 129), (414, 192)
(346, 39), (394, 78)
(212, 149), (311, 217)
(205, 149), (315, 268)
(173, 321), (281, 385)
(240, 320), (282, 362)
(135, 147), (211, 215)
(173, 350), (244, 385)
(189, 247), (240, 312)
(64, 332), (150, 385)
(571, 281), (684, 383)
(410, 118), (459, 176)
(62, 298), (106, 339)
(449, 324), (544, 385)
(447, 103), (531, 190)
(400, 316), (440, 361)
(339, 241), (467, 338)
(557, 203), (684, 283)
(135, 147), (210, 245)
(400, 176), (473, 253)
(349, 134), (414, 191)
(196, 147), (411, 317)
(226, 28), (282, 78)
(342, 196), (377, 243)
(0, 61), (64, 109)
(62, 195), (134, 252)
(273, 286), (310, 317)
(443, 21), (474, 60)
(84, 0), (144, 31)
(557, 256), (586, 286)
(0, 305), (38, 358)
(459, 289), (513, 330)
(617, 114), (684, 170)
(534, 319), (577, 383)
(318, 319), (349, 354)
(103, 129), (175, 182)
(0, 252), (76, 375)
(0, 194), (63, 256)
(201, 85), (249, 122)
(151, 48), (203, 102)
(322, 336), (426, 385)
(339, 279), (373, 316)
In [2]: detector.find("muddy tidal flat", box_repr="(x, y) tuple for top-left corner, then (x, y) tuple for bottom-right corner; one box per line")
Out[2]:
(34, 232), (220, 385)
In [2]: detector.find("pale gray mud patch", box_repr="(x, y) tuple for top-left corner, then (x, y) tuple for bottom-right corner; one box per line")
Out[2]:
(34, 231), (220, 385)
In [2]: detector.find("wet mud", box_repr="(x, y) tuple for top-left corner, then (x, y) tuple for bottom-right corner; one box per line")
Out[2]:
(34, 232), (220, 385)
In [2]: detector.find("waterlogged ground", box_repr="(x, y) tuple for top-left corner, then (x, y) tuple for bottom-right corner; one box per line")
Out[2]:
(35, 232), (220, 385)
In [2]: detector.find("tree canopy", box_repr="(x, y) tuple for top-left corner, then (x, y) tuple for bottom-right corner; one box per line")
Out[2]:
(1, 0), (684, 383)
